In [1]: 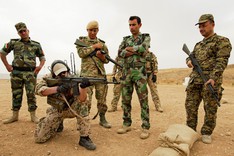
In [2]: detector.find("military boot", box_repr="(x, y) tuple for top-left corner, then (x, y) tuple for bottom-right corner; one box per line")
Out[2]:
(79, 136), (96, 150)
(99, 113), (111, 128)
(155, 103), (163, 113)
(56, 120), (64, 132)
(108, 107), (117, 112)
(3, 111), (19, 124)
(30, 111), (39, 123)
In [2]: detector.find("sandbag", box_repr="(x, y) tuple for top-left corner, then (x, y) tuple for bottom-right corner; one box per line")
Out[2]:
(149, 124), (199, 156)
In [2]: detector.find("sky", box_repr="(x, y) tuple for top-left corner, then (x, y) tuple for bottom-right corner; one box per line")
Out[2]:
(0, 0), (234, 75)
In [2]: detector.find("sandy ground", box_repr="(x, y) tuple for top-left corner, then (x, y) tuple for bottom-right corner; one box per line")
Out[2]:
(0, 79), (234, 156)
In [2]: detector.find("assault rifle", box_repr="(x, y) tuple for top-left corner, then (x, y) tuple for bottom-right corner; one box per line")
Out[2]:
(182, 44), (220, 107)
(75, 39), (123, 68)
(45, 77), (118, 96)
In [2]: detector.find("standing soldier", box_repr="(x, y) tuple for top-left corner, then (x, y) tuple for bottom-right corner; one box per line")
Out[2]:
(117, 16), (150, 139)
(108, 56), (124, 112)
(75, 21), (111, 128)
(145, 51), (163, 112)
(34, 60), (96, 150)
(185, 14), (232, 144)
(0, 22), (45, 124)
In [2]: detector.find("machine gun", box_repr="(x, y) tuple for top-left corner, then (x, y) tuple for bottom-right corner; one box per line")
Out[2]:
(45, 76), (118, 96)
(75, 39), (123, 68)
(182, 44), (220, 107)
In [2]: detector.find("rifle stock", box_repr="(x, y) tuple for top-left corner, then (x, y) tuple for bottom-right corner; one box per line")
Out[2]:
(182, 44), (220, 107)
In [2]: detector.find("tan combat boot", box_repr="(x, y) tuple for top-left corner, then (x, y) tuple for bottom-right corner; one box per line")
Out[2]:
(117, 126), (131, 134)
(202, 135), (212, 144)
(30, 111), (39, 124)
(3, 111), (19, 124)
(155, 103), (163, 113)
(140, 129), (150, 139)
(108, 107), (117, 112)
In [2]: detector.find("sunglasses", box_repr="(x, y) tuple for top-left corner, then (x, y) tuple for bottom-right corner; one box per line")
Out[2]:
(19, 29), (27, 34)
(58, 71), (67, 77)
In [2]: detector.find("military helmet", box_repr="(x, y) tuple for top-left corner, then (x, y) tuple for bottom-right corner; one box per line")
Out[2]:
(51, 60), (70, 77)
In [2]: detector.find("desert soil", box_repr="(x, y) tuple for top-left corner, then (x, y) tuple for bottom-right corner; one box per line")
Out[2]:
(0, 79), (234, 156)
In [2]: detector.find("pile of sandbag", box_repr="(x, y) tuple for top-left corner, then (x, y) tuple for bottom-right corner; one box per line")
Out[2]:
(149, 124), (200, 156)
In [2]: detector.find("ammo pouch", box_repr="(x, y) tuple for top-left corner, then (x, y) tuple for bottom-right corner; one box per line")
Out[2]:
(126, 62), (145, 69)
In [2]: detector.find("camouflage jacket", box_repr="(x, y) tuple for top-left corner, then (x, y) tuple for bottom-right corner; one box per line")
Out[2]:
(76, 36), (109, 77)
(118, 33), (151, 67)
(187, 33), (232, 84)
(0, 38), (45, 68)
(145, 51), (158, 74)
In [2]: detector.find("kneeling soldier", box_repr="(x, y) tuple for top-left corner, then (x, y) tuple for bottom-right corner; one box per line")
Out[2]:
(34, 60), (96, 150)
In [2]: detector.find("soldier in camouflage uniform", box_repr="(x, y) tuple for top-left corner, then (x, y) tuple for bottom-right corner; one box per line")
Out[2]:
(34, 60), (96, 150)
(108, 56), (124, 112)
(185, 14), (232, 144)
(117, 16), (150, 139)
(0, 22), (45, 124)
(145, 51), (163, 112)
(75, 21), (111, 128)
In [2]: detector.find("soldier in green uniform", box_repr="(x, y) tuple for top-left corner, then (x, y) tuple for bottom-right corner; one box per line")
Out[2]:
(34, 60), (96, 150)
(108, 56), (124, 112)
(117, 16), (150, 139)
(75, 21), (111, 128)
(185, 14), (232, 144)
(0, 22), (46, 124)
(145, 51), (163, 112)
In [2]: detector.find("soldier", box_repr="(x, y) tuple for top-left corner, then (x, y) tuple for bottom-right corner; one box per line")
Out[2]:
(34, 60), (96, 150)
(117, 16), (150, 139)
(0, 22), (45, 124)
(75, 21), (111, 128)
(108, 56), (124, 112)
(145, 51), (163, 112)
(185, 14), (232, 144)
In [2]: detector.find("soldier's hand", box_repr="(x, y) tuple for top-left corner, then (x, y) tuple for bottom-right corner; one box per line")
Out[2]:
(92, 43), (103, 49)
(57, 83), (71, 94)
(96, 50), (106, 61)
(80, 78), (91, 88)
(6, 64), (13, 72)
(125, 47), (134, 52)
(125, 51), (134, 57)
(205, 79), (215, 87)
(152, 74), (157, 83)
(34, 66), (42, 75)
(186, 60), (194, 68)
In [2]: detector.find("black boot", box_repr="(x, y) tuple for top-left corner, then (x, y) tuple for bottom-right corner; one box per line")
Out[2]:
(79, 136), (96, 150)
(56, 120), (64, 132)
(99, 113), (111, 128)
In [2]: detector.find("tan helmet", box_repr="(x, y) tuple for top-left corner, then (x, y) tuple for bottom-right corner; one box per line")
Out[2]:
(51, 60), (70, 77)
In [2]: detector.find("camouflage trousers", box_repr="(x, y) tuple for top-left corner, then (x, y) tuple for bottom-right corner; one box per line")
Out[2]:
(122, 67), (150, 129)
(87, 82), (108, 114)
(147, 74), (161, 109)
(34, 100), (90, 143)
(10, 70), (37, 111)
(110, 83), (122, 109)
(185, 82), (221, 135)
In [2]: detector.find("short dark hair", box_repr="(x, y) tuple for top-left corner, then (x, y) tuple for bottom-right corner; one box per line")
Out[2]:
(129, 16), (141, 24)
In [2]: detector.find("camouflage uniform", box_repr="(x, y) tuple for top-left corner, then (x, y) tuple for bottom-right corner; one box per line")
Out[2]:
(119, 33), (150, 129)
(145, 51), (163, 112)
(34, 76), (91, 143)
(0, 38), (45, 112)
(109, 56), (124, 111)
(185, 33), (232, 135)
(76, 35), (112, 128)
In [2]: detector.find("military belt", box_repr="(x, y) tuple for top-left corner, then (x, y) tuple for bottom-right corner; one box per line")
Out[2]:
(126, 62), (145, 69)
(13, 66), (35, 71)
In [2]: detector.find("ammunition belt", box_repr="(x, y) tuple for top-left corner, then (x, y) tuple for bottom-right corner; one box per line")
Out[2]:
(13, 66), (35, 71)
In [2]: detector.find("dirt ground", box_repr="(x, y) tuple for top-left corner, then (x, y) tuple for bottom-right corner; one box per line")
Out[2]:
(0, 79), (234, 156)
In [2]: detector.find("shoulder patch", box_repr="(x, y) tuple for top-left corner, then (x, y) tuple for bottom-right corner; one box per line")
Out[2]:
(98, 38), (105, 43)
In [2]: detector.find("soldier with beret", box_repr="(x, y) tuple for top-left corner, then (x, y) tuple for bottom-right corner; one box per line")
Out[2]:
(0, 22), (46, 124)
(185, 14), (232, 144)
(75, 21), (111, 128)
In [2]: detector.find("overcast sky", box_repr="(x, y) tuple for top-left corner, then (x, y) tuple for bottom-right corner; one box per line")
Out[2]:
(1, 0), (234, 75)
